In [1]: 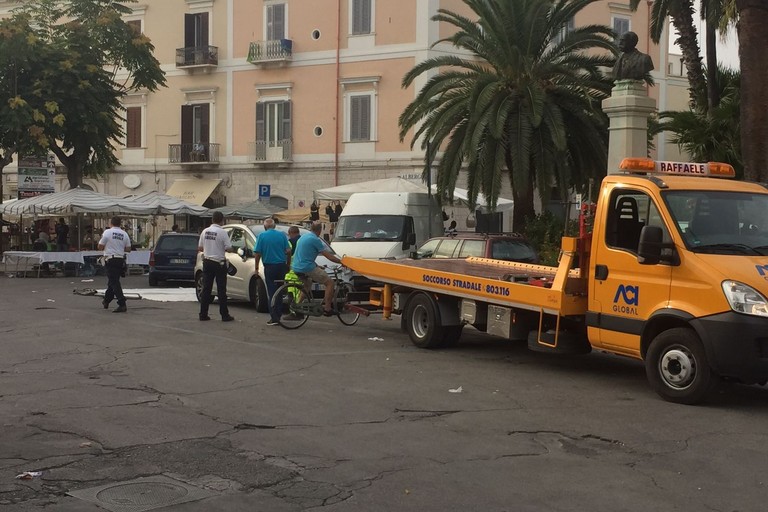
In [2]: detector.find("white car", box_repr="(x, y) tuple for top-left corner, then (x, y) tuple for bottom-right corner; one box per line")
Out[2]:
(194, 223), (342, 312)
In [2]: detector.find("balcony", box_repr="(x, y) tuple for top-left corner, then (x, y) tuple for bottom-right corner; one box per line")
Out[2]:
(176, 46), (219, 68)
(247, 39), (293, 65)
(168, 143), (221, 164)
(248, 140), (293, 163)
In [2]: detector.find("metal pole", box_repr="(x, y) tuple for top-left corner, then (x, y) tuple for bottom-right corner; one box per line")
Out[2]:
(426, 141), (433, 239)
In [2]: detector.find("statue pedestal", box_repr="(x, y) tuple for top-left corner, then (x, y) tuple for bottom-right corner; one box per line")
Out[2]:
(602, 80), (657, 174)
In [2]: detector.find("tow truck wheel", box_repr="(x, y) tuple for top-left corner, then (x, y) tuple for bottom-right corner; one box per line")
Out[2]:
(406, 293), (444, 349)
(646, 328), (717, 405)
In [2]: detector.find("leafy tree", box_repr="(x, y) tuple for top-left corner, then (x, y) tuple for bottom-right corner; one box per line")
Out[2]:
(735, 0), (768, 181)
(399, 0), (615, 230)
(655, 67), (742, 175)
(629, 0), (706, 109)
(11, 0), (165, 188)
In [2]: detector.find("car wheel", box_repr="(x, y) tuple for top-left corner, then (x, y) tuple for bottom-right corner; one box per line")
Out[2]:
(148, 274), (159, 287)
(250, 277), (269, 313)
(195, 272), (215, 304)
(645, 327), (717, 405)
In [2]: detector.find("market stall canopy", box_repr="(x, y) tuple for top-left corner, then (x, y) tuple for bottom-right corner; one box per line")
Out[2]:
(207, 200), (283, 220)
(313, 177), (514, 213)
(128, 191), (209, 215)
(314, 178), (425, 200)
(0, 187), (156, 216)
(272, 206), (330, 224)
(165, 179), (221, 206)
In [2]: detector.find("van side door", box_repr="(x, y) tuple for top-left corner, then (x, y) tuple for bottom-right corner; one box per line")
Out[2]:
(588, 187), (673, 356)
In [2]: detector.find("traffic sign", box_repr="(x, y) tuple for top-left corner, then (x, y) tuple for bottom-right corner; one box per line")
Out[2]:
(259, 184), (271, 199)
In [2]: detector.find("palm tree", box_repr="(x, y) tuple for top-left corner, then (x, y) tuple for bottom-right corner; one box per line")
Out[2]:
(656, 66), (741, 175)
(629, 0), (706, 109)
(735, 0), (768, 181)
(398, 0), (615, 230)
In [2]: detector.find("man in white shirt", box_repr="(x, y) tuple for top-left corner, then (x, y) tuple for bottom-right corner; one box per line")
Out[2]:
(98, 216), (132, 313)
(198, 211), (235, 321)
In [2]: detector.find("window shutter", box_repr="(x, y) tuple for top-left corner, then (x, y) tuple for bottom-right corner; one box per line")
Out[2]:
(352, 0), (371, 35)
(350, 95), (370, 141)
(256, 103), (265, 142)
(184, 14), (195, 48)
(181, 105), (193, 145)
(281, 101), (292, 140)
(200, 104), (210, 143)
(126, 107), (141, 148)
(267, 4), (285, 40)
(200, 12), (209, 47)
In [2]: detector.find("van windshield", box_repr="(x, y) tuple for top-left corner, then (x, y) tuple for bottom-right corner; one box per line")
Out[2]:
(663, 190), (768, 255)
(334, 215), (409, 242)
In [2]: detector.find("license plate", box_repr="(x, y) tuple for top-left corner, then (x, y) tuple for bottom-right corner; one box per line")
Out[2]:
(170, 258), (189, 264)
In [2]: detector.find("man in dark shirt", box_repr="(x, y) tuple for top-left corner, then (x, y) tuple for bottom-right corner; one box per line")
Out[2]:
(55, 218), (69, 252)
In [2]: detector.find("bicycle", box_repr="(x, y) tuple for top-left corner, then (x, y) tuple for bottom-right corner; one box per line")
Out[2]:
(271, 266), (367, 329)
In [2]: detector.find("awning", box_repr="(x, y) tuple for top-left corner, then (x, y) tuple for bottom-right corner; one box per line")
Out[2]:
(165, 179), (221, 206)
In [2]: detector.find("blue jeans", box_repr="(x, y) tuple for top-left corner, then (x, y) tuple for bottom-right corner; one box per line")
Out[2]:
(200, 259), (229, 318)
(264, 262), (288, 322)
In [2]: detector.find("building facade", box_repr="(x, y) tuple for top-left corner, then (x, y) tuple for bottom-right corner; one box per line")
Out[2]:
(1, 0), (686, 230)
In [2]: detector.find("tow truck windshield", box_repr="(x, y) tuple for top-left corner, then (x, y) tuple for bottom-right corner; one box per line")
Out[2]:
(664, 190), (768, 255)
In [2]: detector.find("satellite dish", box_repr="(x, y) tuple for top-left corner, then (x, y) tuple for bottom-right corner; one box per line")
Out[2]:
(123, 174), (141, 189)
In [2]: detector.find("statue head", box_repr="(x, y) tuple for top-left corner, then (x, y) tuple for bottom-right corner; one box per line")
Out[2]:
(618, 31), (639, 53)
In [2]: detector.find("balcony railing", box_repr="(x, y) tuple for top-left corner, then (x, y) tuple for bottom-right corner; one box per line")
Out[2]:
(248, 139), (293, 162)
(168, 143), (221, 164)
(176, 46), (219, 68)
(247, 39), (293, 64)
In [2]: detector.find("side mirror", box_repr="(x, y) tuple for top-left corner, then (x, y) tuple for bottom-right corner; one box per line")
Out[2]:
(638, 226), (663, 265)
(409, 251), (418, 259)
(402, 232), (417, 250)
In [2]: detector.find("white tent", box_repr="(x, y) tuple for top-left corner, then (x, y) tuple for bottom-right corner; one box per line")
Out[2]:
(128, 191), (210, 215)
(0, 187), (155, 216)
(313, 178), (513, 213)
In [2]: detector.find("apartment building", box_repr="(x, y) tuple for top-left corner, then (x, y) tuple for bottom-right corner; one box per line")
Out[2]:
(1, 0), (685, 224)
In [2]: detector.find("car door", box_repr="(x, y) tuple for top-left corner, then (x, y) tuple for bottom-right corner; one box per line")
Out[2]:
(226, 227), (248, 298)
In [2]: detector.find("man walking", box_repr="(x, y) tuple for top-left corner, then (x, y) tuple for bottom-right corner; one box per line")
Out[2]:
(55, 217), (69, 252)
(254, 218), (291, 326)
(292, 222), (343, 316)
(198, 211), (235, 322)
(98, 216), (131, 313)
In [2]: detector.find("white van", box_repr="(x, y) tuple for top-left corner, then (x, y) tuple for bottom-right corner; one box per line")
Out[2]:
(331, 192), (443, 260)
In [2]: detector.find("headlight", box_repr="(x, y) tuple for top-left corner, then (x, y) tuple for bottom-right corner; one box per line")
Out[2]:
(722, 280), (768, 317)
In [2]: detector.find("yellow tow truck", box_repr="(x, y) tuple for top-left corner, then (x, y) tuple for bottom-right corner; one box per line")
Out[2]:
(342, 158), (768, 404)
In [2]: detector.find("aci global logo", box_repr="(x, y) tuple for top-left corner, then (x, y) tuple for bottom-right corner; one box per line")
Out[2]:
(757, 264), (768, 281)
(613, 284), (639, 315)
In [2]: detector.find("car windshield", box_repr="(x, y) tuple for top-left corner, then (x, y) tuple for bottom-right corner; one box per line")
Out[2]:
(334, 215), (408, 242)
(156, 235), (198, 251)
(663, 190), (768, 255)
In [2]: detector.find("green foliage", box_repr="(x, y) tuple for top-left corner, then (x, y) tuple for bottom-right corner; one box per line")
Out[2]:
(2, 0), (165, 186)
(522, 211), (569, 266)
(654, 67), (742, 177)
(398, 0), (614, 231)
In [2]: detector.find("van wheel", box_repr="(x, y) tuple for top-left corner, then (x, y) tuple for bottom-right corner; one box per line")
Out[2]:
(645, 328), (717, 405)
(251, 278), (269, 313)
(405, 293), (444, 349)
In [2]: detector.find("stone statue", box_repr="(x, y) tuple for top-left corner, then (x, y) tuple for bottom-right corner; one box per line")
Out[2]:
(612, 31), (654, 81)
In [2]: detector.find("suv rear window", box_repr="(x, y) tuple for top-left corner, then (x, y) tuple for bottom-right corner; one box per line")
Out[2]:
(491, 239), (537, 262)
(156, 235), (199, 251)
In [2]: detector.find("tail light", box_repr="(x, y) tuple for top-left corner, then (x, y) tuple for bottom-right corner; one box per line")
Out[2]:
(149, 251), (155, 268)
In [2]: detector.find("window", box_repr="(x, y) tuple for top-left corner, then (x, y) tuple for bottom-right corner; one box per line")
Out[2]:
(266, 3), (286, 41)
(416, 239), (440, 258)
(126, 20), (142, 34)
(227, 228), (246, 249)
(351, 0), (372, 35)
(185, 12), (209, 49)
(434, 239), (460, 258)
(181, 103), (210, 158)
(606, 190), (670, 254)
(458, 240), (485, 258)
(125, 106), (142, 148)
(349, 95), (371, 141)
(612, 16), (630, 38)
(552, 17), (575, 45)
(256, 100), (292, 160)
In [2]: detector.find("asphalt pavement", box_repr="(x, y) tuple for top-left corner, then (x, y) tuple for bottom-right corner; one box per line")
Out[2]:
(2, 274), (768, 511)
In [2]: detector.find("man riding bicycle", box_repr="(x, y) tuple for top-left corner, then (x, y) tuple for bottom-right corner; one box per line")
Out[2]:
(291, 222), (343, 316)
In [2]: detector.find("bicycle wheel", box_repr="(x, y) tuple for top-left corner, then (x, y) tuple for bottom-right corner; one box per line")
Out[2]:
(272, 282), (310, 329)
(334, 283), (360, 326)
